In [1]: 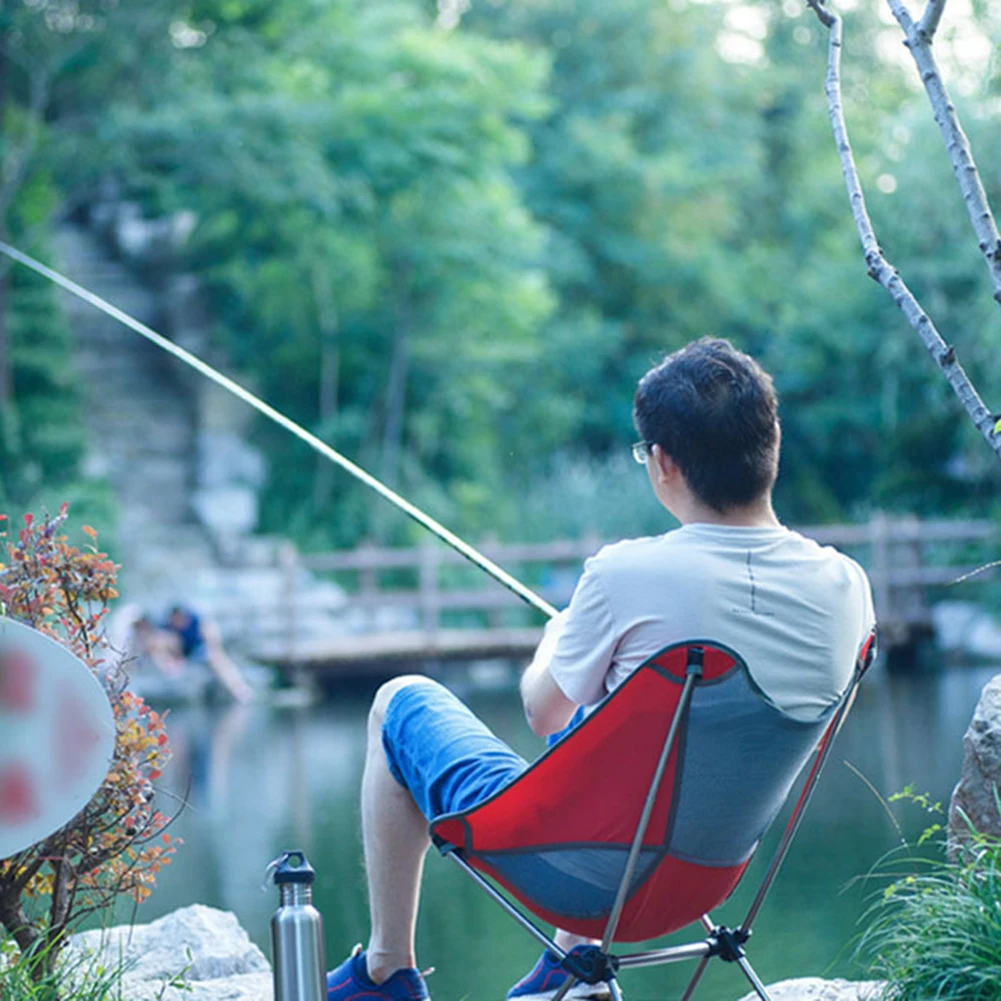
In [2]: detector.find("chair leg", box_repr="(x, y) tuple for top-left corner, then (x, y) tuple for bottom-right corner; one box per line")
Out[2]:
(552, 976), (579, 1001)
(608, 978), (625, 1001)
(679, 955), (710, 1001)
(736, 956), (773, 1001)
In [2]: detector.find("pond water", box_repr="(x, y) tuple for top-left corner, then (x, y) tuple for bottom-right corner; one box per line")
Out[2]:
(122, 661), (998, 1001)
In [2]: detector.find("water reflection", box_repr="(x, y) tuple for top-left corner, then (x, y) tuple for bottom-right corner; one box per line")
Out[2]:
(120, 663), (997, 1001)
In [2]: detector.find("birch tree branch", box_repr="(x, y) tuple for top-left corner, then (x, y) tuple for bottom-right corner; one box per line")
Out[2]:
(805, 0), (1001, 458)
(886, 0), (1001, 306)
(918, 0), (948, 40)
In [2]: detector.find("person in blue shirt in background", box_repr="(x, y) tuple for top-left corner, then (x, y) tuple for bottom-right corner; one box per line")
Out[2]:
(155, 605), (254, 704)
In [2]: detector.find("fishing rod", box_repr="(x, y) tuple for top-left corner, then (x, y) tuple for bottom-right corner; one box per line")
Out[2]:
(0, 239), (558, 620)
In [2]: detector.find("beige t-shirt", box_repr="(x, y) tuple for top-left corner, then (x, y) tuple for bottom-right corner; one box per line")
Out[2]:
(547, 524), (875, 722)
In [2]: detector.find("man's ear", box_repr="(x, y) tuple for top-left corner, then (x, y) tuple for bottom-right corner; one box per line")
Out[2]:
(650, 444), (677, 485)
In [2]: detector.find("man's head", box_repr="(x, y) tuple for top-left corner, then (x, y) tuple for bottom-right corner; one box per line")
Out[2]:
(168, 606), (192, 630)
(633, 337), (779, 514)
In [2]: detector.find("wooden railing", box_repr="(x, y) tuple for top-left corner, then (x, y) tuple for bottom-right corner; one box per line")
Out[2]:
(253, 515), (996, 667)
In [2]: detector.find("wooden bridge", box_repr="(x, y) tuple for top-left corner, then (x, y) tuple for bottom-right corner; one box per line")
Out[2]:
(247, 516), (997, 673)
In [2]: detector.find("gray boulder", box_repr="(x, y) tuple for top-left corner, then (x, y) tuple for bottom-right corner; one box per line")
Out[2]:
(931, 601), (1001, 660)
(736, 978), (884, 1001)
(949, 672), (1001, 850)
(66, 904), (272, 1001)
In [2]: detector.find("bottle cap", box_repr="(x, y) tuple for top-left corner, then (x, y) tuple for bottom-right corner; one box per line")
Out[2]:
(268, 850), (316, 885)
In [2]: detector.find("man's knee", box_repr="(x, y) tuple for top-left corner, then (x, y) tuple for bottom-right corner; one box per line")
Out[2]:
(370, 674), (437, 728)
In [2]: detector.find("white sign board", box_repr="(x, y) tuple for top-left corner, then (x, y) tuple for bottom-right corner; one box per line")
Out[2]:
(0, 618), (116, 859)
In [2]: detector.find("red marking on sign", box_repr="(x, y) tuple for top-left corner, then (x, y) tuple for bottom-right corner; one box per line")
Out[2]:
(0, 649), (36, 713)
(55, 690), (102, 791)
(0, 761), (39, 824)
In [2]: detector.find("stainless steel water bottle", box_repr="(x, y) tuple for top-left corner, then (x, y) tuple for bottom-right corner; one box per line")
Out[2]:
(269, 850), (327, 1001)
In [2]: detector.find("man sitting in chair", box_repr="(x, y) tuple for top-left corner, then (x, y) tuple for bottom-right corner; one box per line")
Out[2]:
(325, 337), (875, 1001)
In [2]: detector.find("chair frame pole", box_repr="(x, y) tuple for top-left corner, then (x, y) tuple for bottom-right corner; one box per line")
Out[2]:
(443, 851), (568, 960)
(438, 640), (872, 1001)
(612, 942), (715, 969)
(736, 956), (774, 1001)
(738, 672), (862, 934)
(679, 956), (710, 1001)
(600, 649), (704, 952)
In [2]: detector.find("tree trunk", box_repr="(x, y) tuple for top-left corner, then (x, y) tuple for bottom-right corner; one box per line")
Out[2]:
(43, 853), (71, 979)
(0, 886), (42, 971)
(311, 263), (339, 513)
(380, 260), (413, 491)
(0, 39), (14, 443)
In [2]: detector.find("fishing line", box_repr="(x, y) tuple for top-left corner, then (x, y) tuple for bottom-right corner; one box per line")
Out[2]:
(0, 239), (558, 619)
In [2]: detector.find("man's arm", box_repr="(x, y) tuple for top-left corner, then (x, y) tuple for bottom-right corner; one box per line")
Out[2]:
(520, 610), (578, 737)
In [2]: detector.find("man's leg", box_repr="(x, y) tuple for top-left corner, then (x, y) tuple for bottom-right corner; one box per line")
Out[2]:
(361, 675), (432, 984)
(337, 672), (527, 995)
(554, 930), (597, 953)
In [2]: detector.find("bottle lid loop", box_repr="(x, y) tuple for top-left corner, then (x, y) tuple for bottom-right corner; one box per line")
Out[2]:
(263, 849), (316, 887)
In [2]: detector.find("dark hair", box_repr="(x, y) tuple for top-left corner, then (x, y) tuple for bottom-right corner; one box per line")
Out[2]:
(633, 337), (779, 513)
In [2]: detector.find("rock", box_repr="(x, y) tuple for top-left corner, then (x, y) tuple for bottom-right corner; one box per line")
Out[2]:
(931, 601), (1001, 660)
(113, 201), (196, 264)
(931, 601), (983, 653)
(968, 616), (1001, 661)
(193, 430), (268, 547)
(197, 431), (268, 491)
(193, 485), (260, 540)
(735, 978), (884, 1001)
(66, 904), (272, 1001)
(949, 672), (1001, 849)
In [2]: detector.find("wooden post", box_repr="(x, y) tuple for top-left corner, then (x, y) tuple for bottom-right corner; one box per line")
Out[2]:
(279, 541), (300, 676)
(418, 541), (439, 639)
(358, 539), (377, 630)
(868, 512), (894, 644)
(480, 533), (505, 630)
(897, 514), (925, 631)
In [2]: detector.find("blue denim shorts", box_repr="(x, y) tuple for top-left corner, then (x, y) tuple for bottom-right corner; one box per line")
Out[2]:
(381, 678), (530, 822)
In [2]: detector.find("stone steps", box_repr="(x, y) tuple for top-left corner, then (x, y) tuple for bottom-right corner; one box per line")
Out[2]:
(54, 222), (217, 591)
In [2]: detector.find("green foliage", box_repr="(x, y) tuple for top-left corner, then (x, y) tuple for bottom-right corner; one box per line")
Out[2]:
(858, 790), (1001, 1000)
(0, 3), (118, 525)
(0, 927), (131, 1001)
(0, 222), (85, 510)
(3, 0), (1001, 548)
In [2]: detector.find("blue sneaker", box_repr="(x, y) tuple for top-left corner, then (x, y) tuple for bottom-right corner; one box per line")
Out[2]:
(506, 947), (613, 1001)
(327, 946), (430, 1001)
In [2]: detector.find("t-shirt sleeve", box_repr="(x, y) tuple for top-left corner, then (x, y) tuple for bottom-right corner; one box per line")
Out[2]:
(856, 561), (877, 660)
(547, 556), (618, 707)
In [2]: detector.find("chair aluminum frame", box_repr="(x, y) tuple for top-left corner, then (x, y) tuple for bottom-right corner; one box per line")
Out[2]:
(441, 641), (871, 1001)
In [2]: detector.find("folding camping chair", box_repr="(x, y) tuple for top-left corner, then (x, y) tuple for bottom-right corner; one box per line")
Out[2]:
(430, 635), (876, 1001)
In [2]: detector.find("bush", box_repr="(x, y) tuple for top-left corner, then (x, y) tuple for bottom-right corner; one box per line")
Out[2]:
(859, 791), (1001, 1000)
(1, 926), (131, 1001)
(0, 507), (179, 986)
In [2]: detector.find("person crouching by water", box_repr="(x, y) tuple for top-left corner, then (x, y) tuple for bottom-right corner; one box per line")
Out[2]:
(137, 605), (254, 704)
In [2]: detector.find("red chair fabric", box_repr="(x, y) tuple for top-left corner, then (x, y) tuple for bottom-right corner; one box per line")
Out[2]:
(431, 641), (836, 942)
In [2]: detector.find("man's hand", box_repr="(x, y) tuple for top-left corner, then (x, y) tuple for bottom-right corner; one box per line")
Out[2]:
(520, 610), (577, 737)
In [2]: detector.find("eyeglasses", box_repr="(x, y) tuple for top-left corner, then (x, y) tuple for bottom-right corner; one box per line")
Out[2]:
(631, 440), (654, 465)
